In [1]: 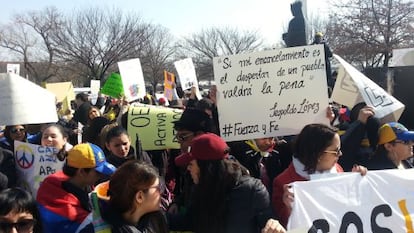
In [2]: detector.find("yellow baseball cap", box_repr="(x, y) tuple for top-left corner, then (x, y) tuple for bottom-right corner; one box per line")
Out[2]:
(378, 122), (414, 145)
(67, 143), (116, 176)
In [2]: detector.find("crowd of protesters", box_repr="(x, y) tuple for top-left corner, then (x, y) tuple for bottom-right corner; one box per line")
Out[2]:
(1, 55), (414, 233)
(0, 81), (412, 233)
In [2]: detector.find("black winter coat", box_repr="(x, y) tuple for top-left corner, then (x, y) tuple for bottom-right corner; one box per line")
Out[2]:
(169, 175), (275, 233)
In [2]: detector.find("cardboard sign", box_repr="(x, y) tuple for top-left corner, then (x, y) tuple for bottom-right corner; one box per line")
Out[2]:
(127, 104), (183, 150)
(101, 73), (123, 98)
(14, 141), (65, 198)
(212, 45), (330, 141)
(288, 170), (414, 232)
(118, 58), (146, 102)
(0, 73), (58, 125)
(45, 82), (75, 116)
(174, 58), (202, 99)
(164, 70), (175, 101)
(332, 55), (405, 121)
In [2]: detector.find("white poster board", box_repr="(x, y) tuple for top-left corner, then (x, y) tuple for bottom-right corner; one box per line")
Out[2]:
(14, 141), (65, 198)
(7, 64), (20, 75)
(288, 169), (414, 232)
(389, 48), (414, 67)
(117, 58), (146, 102)
(332, 55), (405, 121)
(90, 79), (100, 105)
(174, 58), (202, 99)
(0, 73), (58, 125)
(213, 44), (329, 141)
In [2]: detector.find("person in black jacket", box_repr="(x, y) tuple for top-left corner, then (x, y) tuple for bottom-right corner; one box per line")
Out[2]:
(339, 104), (379, 171)
(312, 32), (334, 88)
(170, 133), (285, 233)
(0, 147), (17, 190)
(228, 137), (292, 197)
(282, 1), (307, 47)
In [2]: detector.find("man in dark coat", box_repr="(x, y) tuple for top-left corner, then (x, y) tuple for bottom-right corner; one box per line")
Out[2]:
(283, 1), (307, 47)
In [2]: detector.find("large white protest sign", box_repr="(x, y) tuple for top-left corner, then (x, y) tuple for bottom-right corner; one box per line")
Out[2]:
(212, 44), (330, 141)
(288, 170), (414, 232)
(332, 55), (405, 121)
(174, 58), (202, 99)
(118, 58), (146, 102)
(389, 48), (414, 67)
(14, 141), (65, 198)
(0, 73), (58, 125)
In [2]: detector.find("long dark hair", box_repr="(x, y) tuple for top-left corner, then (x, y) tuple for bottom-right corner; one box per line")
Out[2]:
(0, 188), (43, 233)
(192, 159), (242, 233)
(293, 123), (337, 173)
(108, 161), (158, 214)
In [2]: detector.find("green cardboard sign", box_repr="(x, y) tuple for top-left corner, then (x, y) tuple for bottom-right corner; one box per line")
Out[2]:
(100, 73), (124, 98)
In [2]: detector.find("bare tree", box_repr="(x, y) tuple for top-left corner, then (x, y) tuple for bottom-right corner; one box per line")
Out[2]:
(177, 27), (263, 81)
(0, 7), (63, 83)
(326, 0), (414, 68)
(52, 7), (151, 85)
(140, 25), (176, 93)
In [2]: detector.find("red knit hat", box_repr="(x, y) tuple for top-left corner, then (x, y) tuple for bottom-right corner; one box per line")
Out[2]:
(175, 133), (229, 166)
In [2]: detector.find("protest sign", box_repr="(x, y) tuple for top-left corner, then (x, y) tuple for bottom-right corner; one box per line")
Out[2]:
(127, 104), (183, 150)
(14, 141), (65, 198)
(212, 44), (330, 141)
(332, 55), (405, 121)
(174, 58), (202, 99)
(288, 169), (414, 232)
(45, 82), (75, 116)
(164, 70), (175, 101)
(0, 73), (58, 125)
(389, 48), (414, 67)
(90, 79), (101, 105)
(101, 73), (123, 98)
(118, 58), (146, 102)
(7, 64), (20, 75)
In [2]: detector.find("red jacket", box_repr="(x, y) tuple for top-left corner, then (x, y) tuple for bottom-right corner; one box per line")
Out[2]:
(272, 162), (343, 227)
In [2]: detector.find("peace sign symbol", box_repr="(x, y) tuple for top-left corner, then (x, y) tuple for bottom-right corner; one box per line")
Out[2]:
(15, 144), (35, 169)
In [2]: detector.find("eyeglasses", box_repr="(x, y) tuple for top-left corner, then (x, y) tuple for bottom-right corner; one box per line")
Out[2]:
(0, 219), (36, 233)
(10, 128), (25, 134)
(394, 140), (413, 145)
(324, 147), (342, 156)
(175, 133), (194, 142)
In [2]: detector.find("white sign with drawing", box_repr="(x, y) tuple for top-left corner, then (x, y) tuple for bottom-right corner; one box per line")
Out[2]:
(331, 55), (404, 121)
(174, 58), (202, 99)
(213, 44), (330, 141)
(118, 58), (146, 101)
(14, 141), (65, 199)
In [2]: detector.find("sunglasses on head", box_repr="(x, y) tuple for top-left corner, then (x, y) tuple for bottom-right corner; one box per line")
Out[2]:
(0, 219), (36, 233)
(10, 128), (25, 134)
